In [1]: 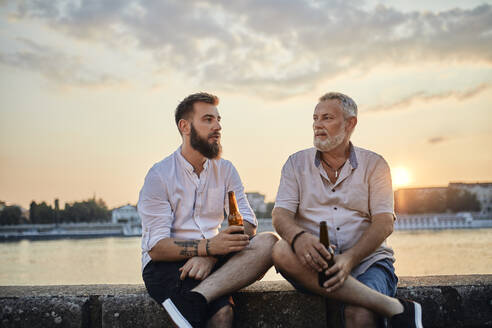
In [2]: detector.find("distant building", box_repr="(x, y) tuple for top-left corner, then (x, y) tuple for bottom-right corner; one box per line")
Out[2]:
(246, 192), (267, 216)
(19, 207), (29, 220)
(449, 182), (492, 215)
(395, 182), (492, 215)
(111, 205), (140, 224)
(394, 187), (447, 214)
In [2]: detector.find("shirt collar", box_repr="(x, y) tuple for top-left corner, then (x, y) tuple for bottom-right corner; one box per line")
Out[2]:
(176, 146), (210, 173)
(314, 142), (358, 169)
(348, 142), (358, 169)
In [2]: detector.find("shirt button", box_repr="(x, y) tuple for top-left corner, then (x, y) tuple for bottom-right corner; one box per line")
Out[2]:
(336, 227), (340, 231)
(332, 188), (335, 192)
(334, 207), (337, 210)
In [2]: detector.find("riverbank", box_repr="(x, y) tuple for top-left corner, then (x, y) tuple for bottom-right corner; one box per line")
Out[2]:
(2, 216), (492, 241)
(0, 222), (140, 241)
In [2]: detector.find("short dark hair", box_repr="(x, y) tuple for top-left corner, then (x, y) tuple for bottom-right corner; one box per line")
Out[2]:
(175, 92), (219, 128)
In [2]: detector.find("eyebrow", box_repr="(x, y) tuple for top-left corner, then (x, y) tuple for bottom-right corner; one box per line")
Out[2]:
(202, 114), (221, 120)
(313, 113), (333, 118)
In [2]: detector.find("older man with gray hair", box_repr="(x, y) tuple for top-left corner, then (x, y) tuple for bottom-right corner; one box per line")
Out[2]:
(272, 92), (423, 327)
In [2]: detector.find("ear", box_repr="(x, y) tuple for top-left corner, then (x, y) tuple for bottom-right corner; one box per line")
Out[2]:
(178, 119), (191, 135)
(346, 116), (357, 131)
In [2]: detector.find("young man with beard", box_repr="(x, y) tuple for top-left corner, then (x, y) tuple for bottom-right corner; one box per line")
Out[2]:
(138, 92), (278, 328)
(271, 92), (423, 328)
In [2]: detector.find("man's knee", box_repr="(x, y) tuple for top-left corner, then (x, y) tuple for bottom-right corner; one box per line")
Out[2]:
(344, 305), (378, 328)
(251, 232), (279, 251)
(272, 239), (294, 271)
(208, 305), (233, 328)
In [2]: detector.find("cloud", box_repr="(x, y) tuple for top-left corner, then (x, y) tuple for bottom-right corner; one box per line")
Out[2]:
(365, 83), (491, 112)
(7, 1), (492, 96)
(0, 38), (123, 87)
(428, 136), (448, 144)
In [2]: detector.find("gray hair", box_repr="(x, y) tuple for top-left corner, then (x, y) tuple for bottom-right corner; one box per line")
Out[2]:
(318, 92), (357, 119)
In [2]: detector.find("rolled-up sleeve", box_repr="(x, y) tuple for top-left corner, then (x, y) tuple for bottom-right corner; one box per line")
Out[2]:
(274, 157), (299, 213)
(227, 164), (257, 226)
(138, 167), (173, 252)
(368, 157), (395, 219)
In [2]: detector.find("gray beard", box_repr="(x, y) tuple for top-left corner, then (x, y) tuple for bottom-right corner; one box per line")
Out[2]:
(313, 128), (346, 152)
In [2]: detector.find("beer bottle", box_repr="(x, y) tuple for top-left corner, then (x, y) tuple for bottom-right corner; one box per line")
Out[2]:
(228, 191), (244, 233)
(319, 221), (335, 287)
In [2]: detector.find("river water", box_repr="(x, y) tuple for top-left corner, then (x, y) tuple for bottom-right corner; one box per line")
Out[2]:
(1, 228), (491, 286)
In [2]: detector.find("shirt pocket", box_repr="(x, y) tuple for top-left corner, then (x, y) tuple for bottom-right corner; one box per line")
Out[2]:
(344, 183), (370, 215)
(202, 186), (226, 218)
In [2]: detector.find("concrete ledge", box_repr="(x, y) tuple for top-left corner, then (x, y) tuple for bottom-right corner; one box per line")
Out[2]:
(1, 275), (491, 327)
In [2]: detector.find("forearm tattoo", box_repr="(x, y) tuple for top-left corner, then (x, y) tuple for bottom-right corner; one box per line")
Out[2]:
(174, 240), (199, 257)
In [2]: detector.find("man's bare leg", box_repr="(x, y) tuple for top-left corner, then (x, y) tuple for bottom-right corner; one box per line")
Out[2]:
(207, 305), (233, 328)
(272, 240), (403, 318)
(192, 232), (278, 302)
(345, 305), (379, 328)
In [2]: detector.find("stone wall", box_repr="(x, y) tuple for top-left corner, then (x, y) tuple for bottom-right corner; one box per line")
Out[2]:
(1, 275), (491, 327)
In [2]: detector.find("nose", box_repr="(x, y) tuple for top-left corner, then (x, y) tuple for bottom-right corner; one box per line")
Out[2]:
(313, 118), (322, 129)
(214, 120), (222, 131)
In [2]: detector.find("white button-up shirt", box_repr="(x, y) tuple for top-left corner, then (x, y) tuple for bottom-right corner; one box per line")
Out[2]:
(138, 147), (257, 270)
(274, 144), (395, 277)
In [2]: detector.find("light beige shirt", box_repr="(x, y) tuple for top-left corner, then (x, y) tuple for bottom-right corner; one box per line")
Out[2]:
(274, 144), (395, 277)
(138, 147), (257, 271)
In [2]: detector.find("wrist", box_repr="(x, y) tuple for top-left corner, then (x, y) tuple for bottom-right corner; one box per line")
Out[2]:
(198, 239), (210, 257)
(290, 230), (306, 254)
(343, 251), (358, 268)
(206, 239), (213, 256)
(202, 238), (216, 257)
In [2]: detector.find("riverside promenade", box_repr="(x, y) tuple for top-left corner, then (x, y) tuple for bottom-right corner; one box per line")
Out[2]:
(2, 216), (492, 241)
(1, 275), (491, 327)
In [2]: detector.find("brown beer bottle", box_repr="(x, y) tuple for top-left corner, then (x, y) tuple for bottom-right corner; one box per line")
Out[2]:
(319, 221), (335, 287)
(228, 191), (244, 233)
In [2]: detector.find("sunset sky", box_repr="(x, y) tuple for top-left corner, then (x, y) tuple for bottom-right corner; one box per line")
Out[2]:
(1, 0), (491, 209)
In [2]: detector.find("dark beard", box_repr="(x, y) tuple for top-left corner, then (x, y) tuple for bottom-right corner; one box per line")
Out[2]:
(190, 124), (222, 159)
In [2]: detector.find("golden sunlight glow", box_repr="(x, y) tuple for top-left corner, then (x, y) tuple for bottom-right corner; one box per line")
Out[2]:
(392, 167), (411, 188)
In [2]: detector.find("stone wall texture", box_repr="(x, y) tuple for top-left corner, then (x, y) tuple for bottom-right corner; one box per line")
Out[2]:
(1, 275), (491, 327)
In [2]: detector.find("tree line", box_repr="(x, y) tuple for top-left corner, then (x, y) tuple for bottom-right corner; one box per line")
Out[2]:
(0, 198), (111, 225)
(0, 187), (483, 225)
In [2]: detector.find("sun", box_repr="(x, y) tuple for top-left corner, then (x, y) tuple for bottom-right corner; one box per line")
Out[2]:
(392, 167), (411, 188)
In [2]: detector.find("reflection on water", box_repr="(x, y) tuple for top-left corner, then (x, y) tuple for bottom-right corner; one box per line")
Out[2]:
(1, 229), (491, 285)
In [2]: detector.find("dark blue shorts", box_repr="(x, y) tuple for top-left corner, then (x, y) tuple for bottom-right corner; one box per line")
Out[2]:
(142, 257), (234, 320)
(343, 258), (398, 327)
(356, 258), (398, 297)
